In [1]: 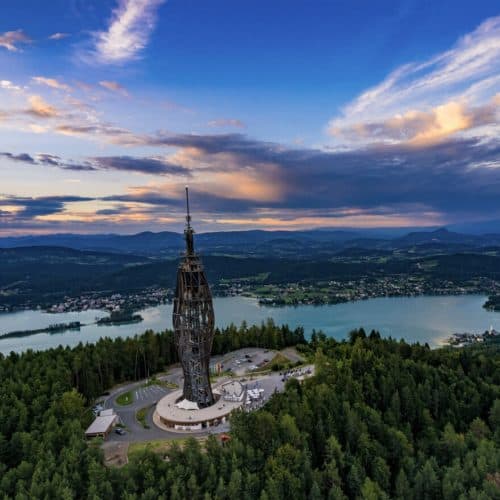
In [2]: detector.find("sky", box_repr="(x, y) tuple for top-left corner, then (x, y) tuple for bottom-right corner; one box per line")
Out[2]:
(0, 0), (499, 235)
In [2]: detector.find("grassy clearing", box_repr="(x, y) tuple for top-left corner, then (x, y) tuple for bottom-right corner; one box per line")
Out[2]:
(136, 406), (151, 429)
(255, 353), (297, 372)
(116, 391), (133, 406)
(142, 377), (178, 390)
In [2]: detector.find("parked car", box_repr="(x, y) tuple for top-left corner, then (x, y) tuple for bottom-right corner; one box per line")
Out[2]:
(115, 428), (126, 435)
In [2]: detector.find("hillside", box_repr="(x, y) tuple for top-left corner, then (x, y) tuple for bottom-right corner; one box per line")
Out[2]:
(2, 245), (500, 310)
(1, 228), (500, 258)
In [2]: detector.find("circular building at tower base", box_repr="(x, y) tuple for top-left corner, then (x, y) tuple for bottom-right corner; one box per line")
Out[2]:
(154, 381), (245, 432)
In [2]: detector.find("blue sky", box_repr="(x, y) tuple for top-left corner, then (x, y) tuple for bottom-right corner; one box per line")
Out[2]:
(0, 0), (499, 234)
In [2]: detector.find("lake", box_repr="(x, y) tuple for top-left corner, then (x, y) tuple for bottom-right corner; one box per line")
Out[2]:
(0, 294), (498, 354)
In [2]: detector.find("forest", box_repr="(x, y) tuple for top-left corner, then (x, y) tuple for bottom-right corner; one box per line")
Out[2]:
(0, 323), (499, 499)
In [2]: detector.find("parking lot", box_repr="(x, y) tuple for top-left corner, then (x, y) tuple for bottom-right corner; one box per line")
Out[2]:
(104, 383), (172, 442)
(97, 347), (310, 443)
(132, 385), (167, 404)
(214, 347), (276, 376)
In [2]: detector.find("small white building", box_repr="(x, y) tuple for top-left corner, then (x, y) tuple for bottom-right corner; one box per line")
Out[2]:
(85, 410), (118, 438)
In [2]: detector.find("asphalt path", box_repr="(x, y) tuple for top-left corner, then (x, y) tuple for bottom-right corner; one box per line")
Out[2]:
(99, 348), (309, 443)
(102, 368), (228, 442)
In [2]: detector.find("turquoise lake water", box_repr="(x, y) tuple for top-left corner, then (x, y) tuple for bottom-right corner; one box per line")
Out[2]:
(0, 294), (499, 354)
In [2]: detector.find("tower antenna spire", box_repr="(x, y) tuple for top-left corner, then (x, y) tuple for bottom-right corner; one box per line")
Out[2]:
(185, 185), (191, 229)
(184, 186), (194, 255)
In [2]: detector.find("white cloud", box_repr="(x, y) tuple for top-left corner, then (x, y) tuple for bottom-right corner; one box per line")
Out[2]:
(32, 77), (72, 92)
(0, 29), (31, 51)
(48, 33), (70, 40)
(0, 80), (23, 92)
(328, 16), (500, 145)
(90, 0), (165, 64)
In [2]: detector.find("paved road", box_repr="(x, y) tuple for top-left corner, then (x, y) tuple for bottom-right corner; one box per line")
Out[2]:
(100, 348), (311, 443)
(103, 370), (225, 443)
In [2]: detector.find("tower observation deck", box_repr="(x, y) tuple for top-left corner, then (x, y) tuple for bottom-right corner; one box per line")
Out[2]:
(172, 188), (215, 407)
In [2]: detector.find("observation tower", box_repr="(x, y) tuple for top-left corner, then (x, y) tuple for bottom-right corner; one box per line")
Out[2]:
(172, 187), (215, 407)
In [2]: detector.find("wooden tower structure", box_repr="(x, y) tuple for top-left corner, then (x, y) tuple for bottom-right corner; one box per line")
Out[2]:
(172, 188), (215, 407)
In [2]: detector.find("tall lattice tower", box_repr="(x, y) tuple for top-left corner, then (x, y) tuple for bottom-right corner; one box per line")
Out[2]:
(172, 188), (215, 407)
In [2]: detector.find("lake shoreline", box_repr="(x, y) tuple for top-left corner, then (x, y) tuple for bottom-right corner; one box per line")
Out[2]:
(0, 294), (499, 355)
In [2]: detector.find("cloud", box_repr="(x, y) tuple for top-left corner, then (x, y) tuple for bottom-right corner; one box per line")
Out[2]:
(95, 207), (132, 216)
(0, 195), (94, 219)
(25, 95), (61, 118)
(0, 152), (35, 163)
(3, 131), (499, 231)
(0, 151), (95, 171)
(0, 150), (190, 176)
(54, 122), (143, 145)
(32, 76), (72, 92)
(0, 30), (31, 51)
(332, 98), (499, 145)
(36, 154), (95, 171)
(91, 156), (191, 176)
(0, 80), (23, 92)
(99, 80), (129, 96)
(208, 118), (246, 129)
(89, 0), (165, 64)
(48, 33), (70, 40)
(118, 132), (500, 222)
(328, 16), (500, 145)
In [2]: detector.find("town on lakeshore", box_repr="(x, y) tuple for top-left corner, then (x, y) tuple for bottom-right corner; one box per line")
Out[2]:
(448, 326), (500, 347)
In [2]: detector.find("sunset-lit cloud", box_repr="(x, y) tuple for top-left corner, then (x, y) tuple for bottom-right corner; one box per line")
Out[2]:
(331, 98), (499, 145)
(328, 16), (500, 145)
(99, 80), (129, 96)
(32, 76), (72, 92)
(25, 95), (61, 118)
(0, 29), (31, 51)
(1, 7), (499, 235)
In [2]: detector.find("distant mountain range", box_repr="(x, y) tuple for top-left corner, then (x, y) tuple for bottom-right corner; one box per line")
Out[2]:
(1, 227), (500, 257)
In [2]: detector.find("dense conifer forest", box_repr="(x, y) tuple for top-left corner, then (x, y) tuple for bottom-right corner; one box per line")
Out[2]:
(0, 324), (499, 499)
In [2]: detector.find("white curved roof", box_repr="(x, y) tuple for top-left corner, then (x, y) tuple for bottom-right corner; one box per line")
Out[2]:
(175, 399), (199, 410)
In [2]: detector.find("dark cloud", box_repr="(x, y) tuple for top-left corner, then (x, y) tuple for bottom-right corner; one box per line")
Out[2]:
(37, 154), (62, 166)
(92, 156), (191, 176)
(1, 152), (36, 163)
(95, 207), (131, 215)
(2, 150), (191, 176)
(37, 154), (96, 171)
(131, 132), (500, 219)
(1, 151), (96, 171)
(1, 195), (94, 218)
(2, 131), (500, 230)
(147, 132), (270, 155)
